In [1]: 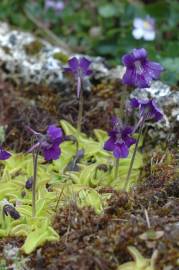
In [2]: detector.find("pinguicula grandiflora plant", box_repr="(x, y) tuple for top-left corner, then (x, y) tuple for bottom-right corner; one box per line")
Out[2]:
(64, 56), (92, 132)
(121, 48), (164, 190)
(0, 47), (166, 255)
(28, 124), (63, 217)
(104, 117), (136, 181)
(124, 98), (164, 190)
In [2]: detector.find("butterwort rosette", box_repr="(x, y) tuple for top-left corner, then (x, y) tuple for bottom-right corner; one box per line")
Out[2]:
(0, 146), (11, 160)
(122, 48), (164, 88)
(28, 124), (63, 161)
(130, 98), (164, 123)
(104, 117), (136, 159)
(64, 57), (92, 98)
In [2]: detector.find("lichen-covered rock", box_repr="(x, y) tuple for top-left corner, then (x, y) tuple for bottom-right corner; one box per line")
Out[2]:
(131, 81), (179, 142)
(0, 22), (65, 86)
(0, 21), (123, 90)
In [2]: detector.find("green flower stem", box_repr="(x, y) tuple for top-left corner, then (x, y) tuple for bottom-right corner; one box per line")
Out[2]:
(119, 85), (127, 121)
(2, 210), (6, 229)
(114, 158), (120, 180)
(123, 124), (143, 191)
(32, 150), (39, 218)
(77, 89), (84, 132)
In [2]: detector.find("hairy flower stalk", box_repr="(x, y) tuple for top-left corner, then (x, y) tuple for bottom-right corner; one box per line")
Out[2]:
(123, 124), (143, 190)
(77, 86), (84, 132)
(32, 150), (39, 218)
(123, 98), (163, 190)
(27, 124), (63, 217)
(64, 57), (92, 132)
(114, 158), (120, 180)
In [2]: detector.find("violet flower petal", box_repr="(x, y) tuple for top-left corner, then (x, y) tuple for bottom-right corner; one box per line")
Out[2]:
(145, 61), (164, 79)
(68, 57), (79, 73)
(113, 144), (129, 159)
(122, 54), (135, 66)
(79, 57), (92, 75)
(133, 48), (147, 59)
(104, 138), (115, 151)
(43, 143), (61, 161)
(0, 147), (11, 160)
(77, 76), (81, 98)
(47, 125), (63, 144)
(130, 98), (140, 108)
(122, 48), (163, 88)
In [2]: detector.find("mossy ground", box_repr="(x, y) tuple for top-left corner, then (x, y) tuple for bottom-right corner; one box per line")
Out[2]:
(0, 176), (179, 269)
(0, 79), (178, 269)
(0, 78), (122, 152)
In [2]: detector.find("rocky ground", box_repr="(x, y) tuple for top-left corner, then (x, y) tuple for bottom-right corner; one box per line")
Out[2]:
(0, 23), (179, 270)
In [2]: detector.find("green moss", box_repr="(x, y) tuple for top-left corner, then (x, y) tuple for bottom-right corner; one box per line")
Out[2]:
(24, 40), (43, 56)
(53, 52), (69, 63)
(2, 46), (10, 54)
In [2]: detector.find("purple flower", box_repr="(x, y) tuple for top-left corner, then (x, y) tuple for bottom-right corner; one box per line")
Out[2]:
(2, 199), (20, 220)
(130, 98), (163, 122)
(0, 146), (11, 160)
(3, 204), (20, 220)
(104, 117), (136, 159)
(64, 57), (92, 98)
(25, 176), (33, 190)
(45, 0), (64, 13)
(122, 48), (164, 88)
(28, 124), (63, 161)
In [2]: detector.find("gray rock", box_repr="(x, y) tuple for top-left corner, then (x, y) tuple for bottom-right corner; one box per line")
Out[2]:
(131, 81), (179, 141)
(0, 22), (119, 90)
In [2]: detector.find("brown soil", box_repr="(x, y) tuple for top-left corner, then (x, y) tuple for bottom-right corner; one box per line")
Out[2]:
(0, 78), (121, 152)
(26, 176), (179, 270)
(0, 151), (178, 270)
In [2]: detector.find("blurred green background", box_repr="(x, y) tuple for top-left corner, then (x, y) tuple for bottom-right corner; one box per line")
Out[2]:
(1, 0), (179, 85)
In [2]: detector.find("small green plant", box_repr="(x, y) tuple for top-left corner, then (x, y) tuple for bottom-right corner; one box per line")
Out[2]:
(118, 246), (157, 270)
(0, 119), (143, 253)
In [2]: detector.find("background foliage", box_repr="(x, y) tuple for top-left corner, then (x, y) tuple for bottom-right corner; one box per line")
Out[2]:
(0, 0), (179, 85)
